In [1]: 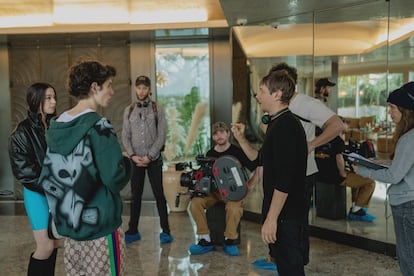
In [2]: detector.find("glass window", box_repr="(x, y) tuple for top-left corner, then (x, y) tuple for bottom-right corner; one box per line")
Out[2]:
(155, 43), (210, 163)
(338, 73), (403, 123)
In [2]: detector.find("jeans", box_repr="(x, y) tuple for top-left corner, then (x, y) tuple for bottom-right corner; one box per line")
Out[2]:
(391, 200), (414, 276)
(128, 158), (170, 234)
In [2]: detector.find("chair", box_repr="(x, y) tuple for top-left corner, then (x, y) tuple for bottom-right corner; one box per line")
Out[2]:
(315, 181), (347, 220)
(206, 201), (241, 245)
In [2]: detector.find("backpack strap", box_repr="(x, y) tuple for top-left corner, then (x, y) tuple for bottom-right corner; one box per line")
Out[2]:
(128, 101), (158, 129)
(293, 113), (311, 123)
(151, 101), (158, 129)
(127, 103), (135, 119)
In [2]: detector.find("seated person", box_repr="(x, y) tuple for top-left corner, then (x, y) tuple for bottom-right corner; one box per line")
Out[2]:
(315, 131), (376, 222)
(189, 122), (257, 256)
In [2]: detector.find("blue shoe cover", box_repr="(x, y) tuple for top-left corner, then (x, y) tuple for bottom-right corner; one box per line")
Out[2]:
(189, 243), (215, 255)
(125, 232), (141, 244)
(223, 244), (239, 256)
(160, 232), (174, 244)
(348, 212), (376, 222)
(252, 258), (278, 270)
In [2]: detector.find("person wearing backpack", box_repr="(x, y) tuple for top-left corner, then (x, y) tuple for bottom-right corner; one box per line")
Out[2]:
(355, 82), (414, 276)
(39, 60), (131, 275)
(8, 82), (59, 276)
(121, 75), (173, 245)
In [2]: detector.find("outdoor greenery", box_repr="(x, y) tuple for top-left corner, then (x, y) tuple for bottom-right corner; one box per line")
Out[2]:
(338, 73), (403, 122)
(156, 44), (210, 163)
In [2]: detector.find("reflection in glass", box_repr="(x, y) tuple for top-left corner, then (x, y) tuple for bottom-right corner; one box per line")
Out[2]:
(233, 0), (414, 247)
(155, 43), (210, 163)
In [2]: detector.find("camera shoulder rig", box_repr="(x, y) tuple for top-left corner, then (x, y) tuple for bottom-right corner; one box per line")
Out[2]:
(212, 155), (248, 201)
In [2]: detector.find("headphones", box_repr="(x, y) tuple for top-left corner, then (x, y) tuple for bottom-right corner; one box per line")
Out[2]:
(261, 113), (271, 125)
(137, 101), (149, 108)
(261, 108), (290, 124)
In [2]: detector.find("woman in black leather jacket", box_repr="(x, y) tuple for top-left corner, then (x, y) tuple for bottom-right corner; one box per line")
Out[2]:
(8, 82), (59, 276)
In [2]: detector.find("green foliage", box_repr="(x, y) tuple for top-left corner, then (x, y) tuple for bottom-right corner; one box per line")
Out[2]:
(338, 73), (403, 108)
(177, 86), (201, 132)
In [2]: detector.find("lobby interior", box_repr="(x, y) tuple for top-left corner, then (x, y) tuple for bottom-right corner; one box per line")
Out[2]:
(1, 0), (414, 275)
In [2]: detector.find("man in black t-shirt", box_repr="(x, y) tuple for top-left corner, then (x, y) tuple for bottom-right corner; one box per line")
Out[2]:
(315, 134), (376, 221)
(256, 70), (309, 276)
(188, 121), (257, 256)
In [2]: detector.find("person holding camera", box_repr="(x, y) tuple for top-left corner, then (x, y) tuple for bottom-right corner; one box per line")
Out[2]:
(188, 121), (257, 256)
(122, 75), (173, 245)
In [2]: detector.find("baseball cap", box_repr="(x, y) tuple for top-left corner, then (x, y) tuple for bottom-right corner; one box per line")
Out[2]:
(316, 78), (336, 88)
(212, 121), (229, 134)
(135, 75), (151, 87)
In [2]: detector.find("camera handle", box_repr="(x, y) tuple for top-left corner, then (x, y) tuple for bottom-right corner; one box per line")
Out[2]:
(175, 191), (191, 208)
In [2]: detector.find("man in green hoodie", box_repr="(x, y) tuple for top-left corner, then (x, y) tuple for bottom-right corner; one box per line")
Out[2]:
(39, 60), (131, 275)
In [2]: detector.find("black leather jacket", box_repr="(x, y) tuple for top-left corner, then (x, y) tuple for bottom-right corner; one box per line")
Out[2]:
(8, 111), (48, 194)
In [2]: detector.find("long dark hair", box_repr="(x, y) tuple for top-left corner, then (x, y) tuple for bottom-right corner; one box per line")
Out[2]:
(391, 107), (414, 159)
(26, 82), (56, 113)
(26, 82), (57, 127)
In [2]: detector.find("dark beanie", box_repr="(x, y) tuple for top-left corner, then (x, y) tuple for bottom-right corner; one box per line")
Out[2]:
(387, 82), (414, 111)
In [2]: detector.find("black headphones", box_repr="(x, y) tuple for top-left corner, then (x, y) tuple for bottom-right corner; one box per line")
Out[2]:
(137, 101), (149, 108)
(261, 113), (271, 125)
(261, 108), (290, 124)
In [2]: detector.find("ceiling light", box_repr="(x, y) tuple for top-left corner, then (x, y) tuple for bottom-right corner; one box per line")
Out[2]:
(0, 14), (53, 28)
(374, 20), (414, 45)
(130, 9), (208, 24)
(53, 0), (129, 24)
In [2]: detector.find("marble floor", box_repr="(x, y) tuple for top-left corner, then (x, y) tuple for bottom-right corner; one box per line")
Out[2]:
(0, 200), (401, 276)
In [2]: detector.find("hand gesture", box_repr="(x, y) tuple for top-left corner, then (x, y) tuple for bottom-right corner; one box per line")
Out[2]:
(231, 123), (246, 142)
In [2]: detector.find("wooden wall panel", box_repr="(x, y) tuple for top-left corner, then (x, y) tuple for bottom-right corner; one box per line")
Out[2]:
(8, 35), (131, 199)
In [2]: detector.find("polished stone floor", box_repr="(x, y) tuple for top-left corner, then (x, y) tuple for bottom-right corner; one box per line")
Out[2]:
(0, 200), (401, 276)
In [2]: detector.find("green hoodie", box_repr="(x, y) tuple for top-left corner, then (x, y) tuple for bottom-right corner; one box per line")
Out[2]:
(40, 112), (131, 241)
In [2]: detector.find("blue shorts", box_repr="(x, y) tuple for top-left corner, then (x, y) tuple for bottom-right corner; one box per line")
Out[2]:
(24, 188), (49, 230)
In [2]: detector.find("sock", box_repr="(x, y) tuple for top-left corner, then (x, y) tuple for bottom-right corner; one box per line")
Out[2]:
(352, 206), (362, 213)
(199, 234), (211, 242)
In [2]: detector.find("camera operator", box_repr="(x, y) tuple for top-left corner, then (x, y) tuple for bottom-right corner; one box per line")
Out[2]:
(189, 121), (257, 256)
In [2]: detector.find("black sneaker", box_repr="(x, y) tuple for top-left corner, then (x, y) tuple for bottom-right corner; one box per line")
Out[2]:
(223, 239), (237, 246)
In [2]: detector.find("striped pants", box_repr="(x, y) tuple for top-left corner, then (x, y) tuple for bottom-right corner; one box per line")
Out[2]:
(64, 227), (126, 276)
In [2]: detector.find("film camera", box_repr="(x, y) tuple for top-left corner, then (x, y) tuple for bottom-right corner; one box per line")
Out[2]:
(175, 155), (248, 207)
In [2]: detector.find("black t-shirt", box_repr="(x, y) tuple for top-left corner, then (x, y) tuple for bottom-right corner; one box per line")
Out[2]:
(261, 110), (308, 223)
(315, 136), (346, 184)
(206, 144), (257, 172)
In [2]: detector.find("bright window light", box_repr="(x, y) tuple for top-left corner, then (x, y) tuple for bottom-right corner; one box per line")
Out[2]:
(0, 14), (53, 28)
(130, 9), (207, 24)
(53, 2), (129, 24)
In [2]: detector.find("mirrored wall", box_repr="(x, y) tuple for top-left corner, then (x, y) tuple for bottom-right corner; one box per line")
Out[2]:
(233, 0), (414, 248)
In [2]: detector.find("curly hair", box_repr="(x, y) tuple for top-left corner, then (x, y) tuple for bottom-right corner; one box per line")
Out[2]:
(67, 60), (116, 99)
